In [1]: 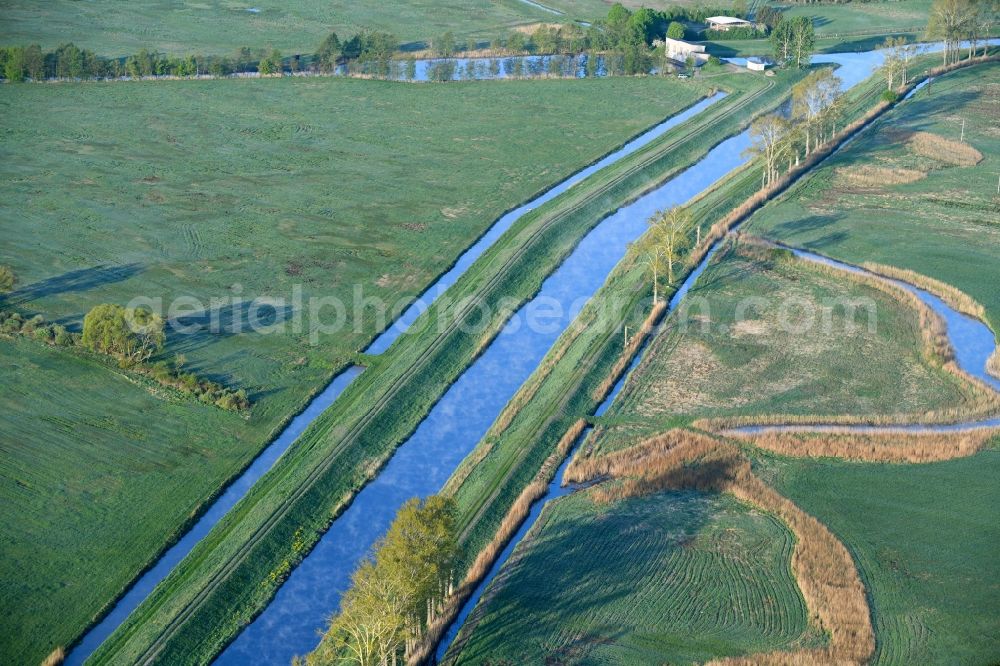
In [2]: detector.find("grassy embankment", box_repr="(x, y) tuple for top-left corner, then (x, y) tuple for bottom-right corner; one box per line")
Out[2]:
(86, 70), (796, 665)
(444, 59), (999, 665)
(0, 76), (711, 665)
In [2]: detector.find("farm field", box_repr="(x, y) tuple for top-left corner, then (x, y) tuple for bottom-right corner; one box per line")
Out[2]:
(448, 489), (814, 664)
(0, 0), (555, 55)
(0, 75), (713, 664)
(748, 62), (1000, 332)
(591, 239), (979, 454)
(701, 0), (936, 57)
(758, 445), (1000, 665)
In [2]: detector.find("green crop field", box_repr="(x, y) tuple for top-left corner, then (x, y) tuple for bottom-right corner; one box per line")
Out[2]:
(591, 239), (976, 454)
(757, 444), (1000, 665)
(448, 488), (813, 664)
(0, 75), (712, 664)
(748, 63), (1000, 332)
(0, 0), (556, 55)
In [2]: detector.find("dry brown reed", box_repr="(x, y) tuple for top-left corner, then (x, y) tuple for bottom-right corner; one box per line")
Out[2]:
(563, 427), (720, 486)
(908, 131), (984, 166)
(859, 261), (988, 322)
(989, 348), (1000, 380)
(41, 647), (65, 666)
(732, 429), (997, 463)
(411, 419), (587, 664)
(837, 164), (926, 187)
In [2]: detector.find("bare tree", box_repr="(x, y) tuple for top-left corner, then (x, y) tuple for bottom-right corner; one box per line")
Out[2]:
(793, 69), (842, 154)
(927, 0), (974, 66)
(747, 114), (790, 186)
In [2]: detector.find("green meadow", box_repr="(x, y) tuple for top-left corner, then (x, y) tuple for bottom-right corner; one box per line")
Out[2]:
(758, 445), (1000, 665)
(748, 63), (1000, 331)
(449, 489), (814, 664)
(0, 0), (554, 55)
(0, 74), (710, 664)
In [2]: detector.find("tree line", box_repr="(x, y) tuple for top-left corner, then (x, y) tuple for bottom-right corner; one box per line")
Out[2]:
(0, 269), (249, 411)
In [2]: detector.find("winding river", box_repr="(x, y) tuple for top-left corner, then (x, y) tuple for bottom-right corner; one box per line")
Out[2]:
(72, 41), (996, 665)
(434, 49), (999, 661)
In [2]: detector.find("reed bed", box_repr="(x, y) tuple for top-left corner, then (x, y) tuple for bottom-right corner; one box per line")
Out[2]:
(858, 261), (988, 323)
(837, 164), (926, 187)
(41, 648), (65, 666)
(989, 349), (1000, 380)
(413, 419), (587, 664)
(908, 131), (983, 166)
(732, 429), (998, 463)
(563, 427), (719, 486)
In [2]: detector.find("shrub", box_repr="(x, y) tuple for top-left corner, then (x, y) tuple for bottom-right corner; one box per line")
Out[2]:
(82, 303), (164, 363)
(33, 325), (54, 344)
(880, 89), (899, 103)
(21, 314), (44, 333)
(667, 21), (686, 40)
(52, 324), (74, 346)
(0, 265), (15, 293)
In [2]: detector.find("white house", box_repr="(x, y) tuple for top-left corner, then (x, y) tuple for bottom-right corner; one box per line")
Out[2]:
(658, 38), (709, 65)
(706, 16), (753, 31)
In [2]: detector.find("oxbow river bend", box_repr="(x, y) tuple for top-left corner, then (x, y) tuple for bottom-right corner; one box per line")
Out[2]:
(71, 41), (995, 665)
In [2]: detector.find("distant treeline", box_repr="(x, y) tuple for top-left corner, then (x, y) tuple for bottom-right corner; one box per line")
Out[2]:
(0, 3), (777, 83)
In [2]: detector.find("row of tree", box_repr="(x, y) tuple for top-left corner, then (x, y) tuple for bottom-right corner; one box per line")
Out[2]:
(748, 68), (844, 188)
(926, 0), (996, 66)
(308, 496), (459, 666)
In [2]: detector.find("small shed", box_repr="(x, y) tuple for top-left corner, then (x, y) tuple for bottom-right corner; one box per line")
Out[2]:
(706, 16), (753, 31)
(746, 57), (769, 72)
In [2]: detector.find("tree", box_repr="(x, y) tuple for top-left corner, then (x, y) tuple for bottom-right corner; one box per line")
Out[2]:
(640, 240), (668, 304)
(747, 114), (790, 186)
(667, 21), (686, 40)
(315, 496), (459, 665)
(257, 49), (282, 75)
(647, 206), (690, 287)
(315, 32), (342, 72)
(0, 265), (16, 293)
(433, 31), (456, 58)
(82, 304), (164, 364)
(24, 45), (43, 80)
(792, 68), (842, 155)
(756, 6), (783, 30)
(4, 47), (25, 82)
(770, 18), (794, 66)
(927, 0), (973, 66)
(790, 16), (815, 68)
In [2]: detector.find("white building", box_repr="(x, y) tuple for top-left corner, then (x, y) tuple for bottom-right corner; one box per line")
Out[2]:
(659, 38), (709, 65)
(706, 16), (753, 31)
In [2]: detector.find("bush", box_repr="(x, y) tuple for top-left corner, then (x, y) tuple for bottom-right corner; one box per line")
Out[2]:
(22, 314), (45, 333)
(2, 312), (23, 333)
(0, 265), (15, 293)
(880, 89), (900, 103)
(33, 325), (54, 344)
(52, 324), (74, 347)
(667, 21), (686, 40)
